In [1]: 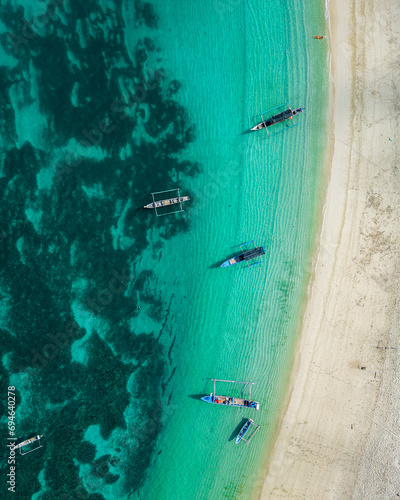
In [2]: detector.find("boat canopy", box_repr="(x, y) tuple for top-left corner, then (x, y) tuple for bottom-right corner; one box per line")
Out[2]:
(243, 247), (265, 261)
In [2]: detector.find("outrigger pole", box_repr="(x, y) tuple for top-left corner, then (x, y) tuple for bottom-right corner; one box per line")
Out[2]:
(258, 102), (290, 116)
(258, 104), (290, 137)
(270, 121), (301, 137)
(241, 422), (261, 445)
(210, 379), (255, 398)
(11, 435), (43, 456)
(239, 241), (264, 267)
(151, 188), (184, 217)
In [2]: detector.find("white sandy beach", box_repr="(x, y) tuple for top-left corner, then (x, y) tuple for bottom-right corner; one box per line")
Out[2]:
(260, 0), (400, 498)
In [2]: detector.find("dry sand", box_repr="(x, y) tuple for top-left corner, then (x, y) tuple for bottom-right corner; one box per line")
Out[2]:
(260, 0), (400, 498)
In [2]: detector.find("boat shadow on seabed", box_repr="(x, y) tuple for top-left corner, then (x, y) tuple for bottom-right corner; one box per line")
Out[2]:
(228, 418), (248, 442)
(188, 394), (205, 400)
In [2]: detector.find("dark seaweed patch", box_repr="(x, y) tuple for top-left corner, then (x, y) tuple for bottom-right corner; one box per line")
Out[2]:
(134, 0), (159, 29)
(0, 0), (199, 497)
(77, 440), (96, 463)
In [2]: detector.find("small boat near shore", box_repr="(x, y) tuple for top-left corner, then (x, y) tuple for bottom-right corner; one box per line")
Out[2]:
(313, 35), (324, 39)
(201, 379), (260, 410)
(221, 240), (265, 268)
(235, 419), (260, 444)
(236, 419), (253, 444)
(251, 104), (305, 132)
(202, 394), (260, 410)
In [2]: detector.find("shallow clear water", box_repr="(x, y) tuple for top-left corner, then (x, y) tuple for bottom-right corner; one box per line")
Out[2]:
(0, 1), (328, 499)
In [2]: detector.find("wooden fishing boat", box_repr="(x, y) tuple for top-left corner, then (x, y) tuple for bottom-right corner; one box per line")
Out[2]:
(236, 419), (253, 444)
(11, 435), (43, 455)
(221, 241), (265, 268)
(235, 419), (260, 444)
(251, 103), (305, 132)
(201, 379), (260, 410)
(144, 196), (190, 209)
(144, 188), (190, 216)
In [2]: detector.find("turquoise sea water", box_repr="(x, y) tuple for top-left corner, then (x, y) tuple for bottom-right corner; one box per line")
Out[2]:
(0, 1), (328, 499)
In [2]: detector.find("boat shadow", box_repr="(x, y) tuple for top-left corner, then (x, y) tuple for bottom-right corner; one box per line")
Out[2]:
(188, 394), (204, 401)
(125, 206), (147, 223)
(208, 261), (222, 269)
(228, 418), (249, 442)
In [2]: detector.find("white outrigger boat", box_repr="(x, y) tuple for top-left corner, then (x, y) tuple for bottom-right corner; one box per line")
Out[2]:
(144, 188), (190, 216)
(11, 435), (43, 455)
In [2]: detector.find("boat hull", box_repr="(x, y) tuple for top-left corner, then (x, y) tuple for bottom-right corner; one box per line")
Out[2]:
(236, 419), (253, 444)
(251, 107), (305, 131)
(201, 394), (260, 410)
(220, 246), (265, 267)
(220, 254), (245, 267)
(144, 195), (190, 209)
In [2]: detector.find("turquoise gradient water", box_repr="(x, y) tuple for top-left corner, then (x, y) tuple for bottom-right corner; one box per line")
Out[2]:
(134, 1), (329, 499)
(0, 1), (328, 499)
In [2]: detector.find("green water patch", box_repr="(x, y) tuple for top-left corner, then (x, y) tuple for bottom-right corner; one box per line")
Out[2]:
(131, 0), (330, 499)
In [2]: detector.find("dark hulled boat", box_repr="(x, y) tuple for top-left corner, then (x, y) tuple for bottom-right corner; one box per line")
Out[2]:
(251, 106), (305, 131)
(221, 245), (265, 268)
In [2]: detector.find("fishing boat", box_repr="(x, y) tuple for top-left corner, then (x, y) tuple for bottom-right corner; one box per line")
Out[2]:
(313, 35), (324, 39)
(11, 435), (43, 455)
(236, 419), (253, 444)
(235, 419), (260, 444)
(144, 188), (189, 216)
(251, 103), (305, 132)
(221, 241), (265, 268)
(201, 379), (260, 410)
(144, 196), (190, 210)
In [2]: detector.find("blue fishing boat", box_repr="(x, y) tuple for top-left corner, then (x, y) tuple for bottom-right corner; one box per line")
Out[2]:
(201, 379), (260, 410)
(221, 241), (265, 268)
(236, 419), (253, 444)
(235, 419), (261, 445)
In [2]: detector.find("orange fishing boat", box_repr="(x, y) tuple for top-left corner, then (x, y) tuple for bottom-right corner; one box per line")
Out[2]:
(313, 35), (324, 39)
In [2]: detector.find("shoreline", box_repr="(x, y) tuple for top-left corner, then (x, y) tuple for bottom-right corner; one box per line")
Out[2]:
(260, 0), (400, 498)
